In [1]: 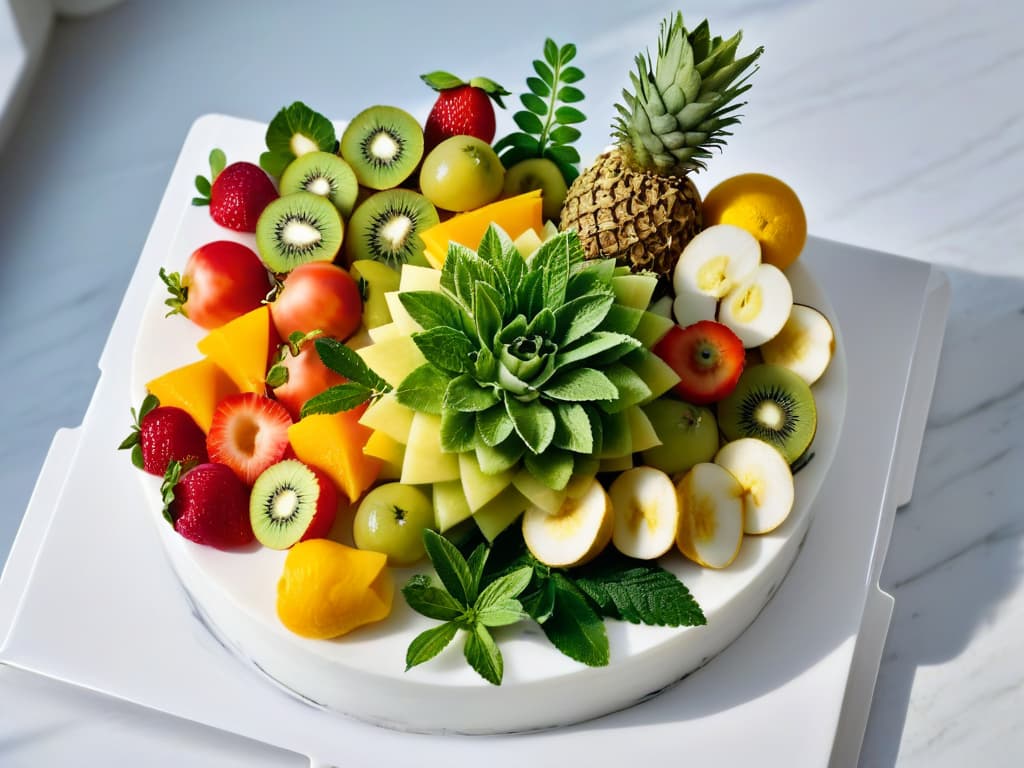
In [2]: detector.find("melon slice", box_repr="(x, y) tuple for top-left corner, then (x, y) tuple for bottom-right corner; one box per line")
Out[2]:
(627, 406), (661, 453)
(401, 412), (460, 484)
(196, 305), (276, 394)
(356, 334), (426, 388)
(363, 430), (405, 480)
(383, 291), (421, 334)
(399, 264), (443, 293)
(147, 358), (239, 433)
(512, 468), (568, 515)
(459, 452), (514, 511)
(611, 273), (658, 310)
(368, 322), (404, 343)
(433, 480), (474, 532)
(629, 349), (682, 404)
(473, 486), (529, 542)
(358, 392), (415, 444)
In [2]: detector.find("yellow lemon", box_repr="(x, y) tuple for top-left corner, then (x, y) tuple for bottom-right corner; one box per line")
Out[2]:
(701, 174), (807, 271)
(277, 539), (393, 639)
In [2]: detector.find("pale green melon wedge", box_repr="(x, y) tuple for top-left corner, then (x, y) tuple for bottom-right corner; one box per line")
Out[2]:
(473, 486), (529, 541)
(566, 456), (600, 498)
(401, 412), (461, 484)
(433, 480), (474, 532)
(633, 311), (676, 347)
(627, 406), (662, 452)
(356, 334), (426, 387)
(514, 228), (543, 259)
(513, 468), (568, 515)
(358, 392), (415, 444)
(368, 322), (403, 343)
(600, 454), (634, 472)
(384, 292), (421, 334)
(629, 349), (681, 403)
(399, 264), (443, 292)
(459, 452), (515, 511)
(611, 273), (657, 310)
(599, 410), (633, 459)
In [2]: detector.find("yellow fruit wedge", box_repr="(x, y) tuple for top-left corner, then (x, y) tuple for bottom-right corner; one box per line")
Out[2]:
(419, 190), (543, 268)
(356, 334), (426, 388)
(363, 430), (405, 481)
(474, 486), (530, 542)
(400, 412), (460, 484)
(196, 305), (274, 394)
(288, 410), (381, 503)
(358, 392), (415, 444)
(147, 358), (239, 433)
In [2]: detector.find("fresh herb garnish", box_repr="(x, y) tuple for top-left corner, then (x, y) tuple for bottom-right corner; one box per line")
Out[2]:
(300, 337), (393, 418)
(493, 39), (586, 185)
(404, 529), (532, 685)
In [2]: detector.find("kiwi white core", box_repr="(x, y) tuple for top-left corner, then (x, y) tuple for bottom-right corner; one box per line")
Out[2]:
(282, 219), (322, 248)
(755, 400), (785, 430)
(380, 215), (413, 250)
(370, 132), (400, 162)
(306, 177), (332, 196)
(270, 489), (300, 520)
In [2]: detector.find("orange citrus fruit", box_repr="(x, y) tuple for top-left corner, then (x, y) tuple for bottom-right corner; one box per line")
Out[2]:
(277, 539), (393, 639)
(701, 174), (807, 270)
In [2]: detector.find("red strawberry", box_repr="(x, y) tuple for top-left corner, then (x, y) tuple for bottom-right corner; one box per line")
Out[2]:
(206, 393), (292, 485)
(161, 461), (253, 548)
(653, 321), (746, 405)
(301, 464), (340, 541)
(120, 395), (208, 476)
(193, 148), (277, 232)
(421, 71), (509, 151)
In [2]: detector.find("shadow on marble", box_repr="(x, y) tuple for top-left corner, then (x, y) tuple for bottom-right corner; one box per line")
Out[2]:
(862, 266), (1024, 767)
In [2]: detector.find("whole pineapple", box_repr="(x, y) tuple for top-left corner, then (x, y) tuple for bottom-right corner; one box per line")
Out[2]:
(560, 14), (763, 278)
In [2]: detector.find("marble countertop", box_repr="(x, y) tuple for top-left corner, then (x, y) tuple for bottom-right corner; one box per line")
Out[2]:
(0, 0), (1021, 765)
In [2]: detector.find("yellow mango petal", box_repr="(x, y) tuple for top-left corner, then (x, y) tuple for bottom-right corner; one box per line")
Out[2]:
(147, 358), (239, 433)
(420, 190), (543, 268)
(196, 305), (274, 394)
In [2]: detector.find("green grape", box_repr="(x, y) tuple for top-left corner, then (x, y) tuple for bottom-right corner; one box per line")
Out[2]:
(641, 398), (719, 476)
(419, 136), (504, 212)
(353, 483), (435, 566)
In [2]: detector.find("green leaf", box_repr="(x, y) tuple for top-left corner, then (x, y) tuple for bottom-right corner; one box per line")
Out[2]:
(440, 408), (477, 453)
(464, 623), (504, 685)
(412, 327), (475, 374)
(406, 621), (460, 671)
(554, 106), (586, 124)
(466, 544), (489, 599)
(474, 344), (498, 381)
(600, 304), (644, 335)
(541, 573), (609, 666)
(263, 101), (336, 177)
(194, 174), (211, 197)
(521, 93), (548, 116)
(476, 565), (533, 610)
(300, 382), (374, 417)
(600, 362), (652, 413)
(477, 404), (515, 446)
(521, 577), (556, 623)
(551, 402), (594, 453)
(526, 76), (550, 97)
(549, 125), (582, 145)
(534, 57), (554, 85)
(208, 148), (226, 180)
(473, 283), (503, 346)
(422, 529), (475, 607)
(476, 599), (527, 627)
(555, 332), (640, 369)
(402, 574), (466, 621)
(476, 224), (506, 266)
(554, 293), (615, 346)
(505, 397), (556, 454)
(513, 110), (544, 134)
(572, 554), (707, 627)
(523, 448), (574, 490)
(398, 291), (463, 331)
(560, 65), (585, 83)
(445, 374), (499, 412)
(395, 363), (449, 415)
(559, 42), (577, 64)
(543, 367), (618, 402)
(315, 338), (389, 391)
(545, 144), (581, 164)
(419, 70), (466, 90)
(493, 132), (541, 155)
(525, 307), (555, 338)
(475, 435), (525, 475)
(258, 150), (294, 179)
(558, 86), (585, 103)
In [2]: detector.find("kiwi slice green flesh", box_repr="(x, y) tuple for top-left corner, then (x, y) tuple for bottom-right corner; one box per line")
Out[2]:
(280, 152), (359, 219)
(256, 191), (343, 273)
(340, 106), (424, 190)
(717, 364), (817, 464)
(250, 460), (320, 549)
(344, 189), (439, 269)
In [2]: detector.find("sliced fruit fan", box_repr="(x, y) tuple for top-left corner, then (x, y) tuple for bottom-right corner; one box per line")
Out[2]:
(121, 12), (837, 685)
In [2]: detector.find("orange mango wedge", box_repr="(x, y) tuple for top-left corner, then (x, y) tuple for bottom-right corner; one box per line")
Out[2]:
(277, 539), (393, 639)
(288, 407), (381, 503)
(419, 189), (543, 268)
(196, 305), (277, 394)
(147, 358), (239, 433)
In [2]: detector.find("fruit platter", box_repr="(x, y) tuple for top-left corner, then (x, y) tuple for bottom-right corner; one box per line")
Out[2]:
(123, 13), (846, 733)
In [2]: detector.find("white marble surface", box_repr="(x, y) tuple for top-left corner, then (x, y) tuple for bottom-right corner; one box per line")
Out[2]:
(0, 0), (1021, 765)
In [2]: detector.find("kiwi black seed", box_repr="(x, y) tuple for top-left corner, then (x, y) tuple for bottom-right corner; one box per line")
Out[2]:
(279, 151), (359, 219)
(250, 460), (320, 550)
(340, 106), (424, 190)
(255, 191), (343, 274)
(717, 363), (817, 463)
(344, 189), (439, 269)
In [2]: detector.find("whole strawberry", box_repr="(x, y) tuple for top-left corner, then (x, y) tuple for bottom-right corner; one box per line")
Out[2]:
(193, 148), (278, 232)
(421, 72), (509, 151)
(120, 395), (208, 476)
(161, 461), (254, 549)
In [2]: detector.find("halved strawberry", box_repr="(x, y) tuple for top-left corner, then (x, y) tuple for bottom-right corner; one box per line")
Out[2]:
(653, 321), (745, 405)
(120, 395), (208, 476)
(206, 393), (292, 485)
(161, 461), (253, 548)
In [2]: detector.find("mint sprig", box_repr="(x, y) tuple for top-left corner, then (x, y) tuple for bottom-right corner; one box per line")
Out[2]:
(299, 337), (393, 418)
(494, 39), (586, 185)
(404, 529), (531, 685)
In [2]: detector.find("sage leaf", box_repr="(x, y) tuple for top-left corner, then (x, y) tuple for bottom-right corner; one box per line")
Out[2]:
(446, 374), (500, 412)
(412, 327), (475, 373)
(555, 332), (639, 369)
(464, 623), (503, 685)
(406, 621), (459, 671)
(395, 363), (448, 415)
(473, 283), (503, 345)
(550, 402), (593, 453)
(554, 292), (615, 345)
(440, 408), (477, 453)
(600, 362), (653, 414)
(523, 448), (574, 491)
(505, 397), (556, 454)
(543, 367), (618, 402)
(402, 574), (466, 621)
(399, 290), (463, 331)
(477, 404), (515, 447)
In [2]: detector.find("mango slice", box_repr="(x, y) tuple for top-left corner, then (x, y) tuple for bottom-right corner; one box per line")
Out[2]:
(288, 408), (381, 503)
(419, 190), (543, 268)
(196, 305), (276, 394)
(147, 358), (239, 433)
(277, 539), (393, 639)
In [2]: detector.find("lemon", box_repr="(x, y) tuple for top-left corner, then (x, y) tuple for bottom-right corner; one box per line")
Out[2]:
(701, 174), (807, 271)
(276, 539), (393, 639)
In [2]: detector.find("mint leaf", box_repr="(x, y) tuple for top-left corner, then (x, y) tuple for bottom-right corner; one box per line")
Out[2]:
(446, 374), (500, 413)
(541, 573), (609, 666)
(406, 621), (459, 671)
(466, 544), (489, 600)
(477, 565), (533, 610)
(523, 448), (574, 491)
(550, 402), (594, 453)
(412, 327), (475, 374)
(300, 382), (374, 417)
(572, 555), (706, 627)
(554, 293), (615, 346)
(542, 367), (618, 402)
(600, 362), (652, 413)
(464, 624), (503, 685)
(399, 290), (463, 332)
(505, 397), (555, 454)
(521, 577), (556, 623)
(477, 599), (527, 628)
(395, 363), (449, 415)
(402, 574), (465, 621)
(422, 529), (474, 607)
(440, 408), (477, 453)
(555, 332), (640, 369)
(315, 338), (390, 391)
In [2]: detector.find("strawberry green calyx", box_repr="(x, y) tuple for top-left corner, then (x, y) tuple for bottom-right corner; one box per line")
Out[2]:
(192, 148), (226, 206)
(420, 71), (510, 108)
(160, 460), (182, 525)
(118, 394), (160, 469)
(159, 267), (188, 319)
(265, 330), (324, 389)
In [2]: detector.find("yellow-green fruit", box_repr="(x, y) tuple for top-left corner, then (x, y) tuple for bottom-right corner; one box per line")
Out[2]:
(502, 158), (568, 223)
(420, 136), (504, 212)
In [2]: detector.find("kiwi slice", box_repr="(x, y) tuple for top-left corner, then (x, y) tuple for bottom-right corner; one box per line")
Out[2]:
(250, 460), (321, 549)
(344, 189), (439, 269)
(280, 152), (359, 219)
(256, 191), (343, 273)
(717, 364), (817, 463)
(340, 106), (424, 190)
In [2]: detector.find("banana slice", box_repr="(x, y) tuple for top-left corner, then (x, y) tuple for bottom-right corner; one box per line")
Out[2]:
(673, 224), (761, 300)
(717, 264), (793, 348)
(760, 304), (835, 385)
(609, 467), (680, 560)
(714, 438), (794, 534)
(522, 478), (613, 567)
(675, 462), (745, 568)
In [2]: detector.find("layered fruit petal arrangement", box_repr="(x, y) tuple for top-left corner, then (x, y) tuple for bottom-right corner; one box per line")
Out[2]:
(121, 12), (838, 687)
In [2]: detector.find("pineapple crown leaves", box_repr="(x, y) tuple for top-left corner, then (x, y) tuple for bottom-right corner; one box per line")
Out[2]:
(392, 226), (650, 491)
(612, 12), (764, 174)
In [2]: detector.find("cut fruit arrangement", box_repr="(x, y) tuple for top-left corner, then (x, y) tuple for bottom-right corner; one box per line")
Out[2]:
(122, 12), (839, 689)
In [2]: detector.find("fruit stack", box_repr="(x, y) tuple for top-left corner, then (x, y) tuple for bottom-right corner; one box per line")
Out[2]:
(123, 12), (837, 686)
